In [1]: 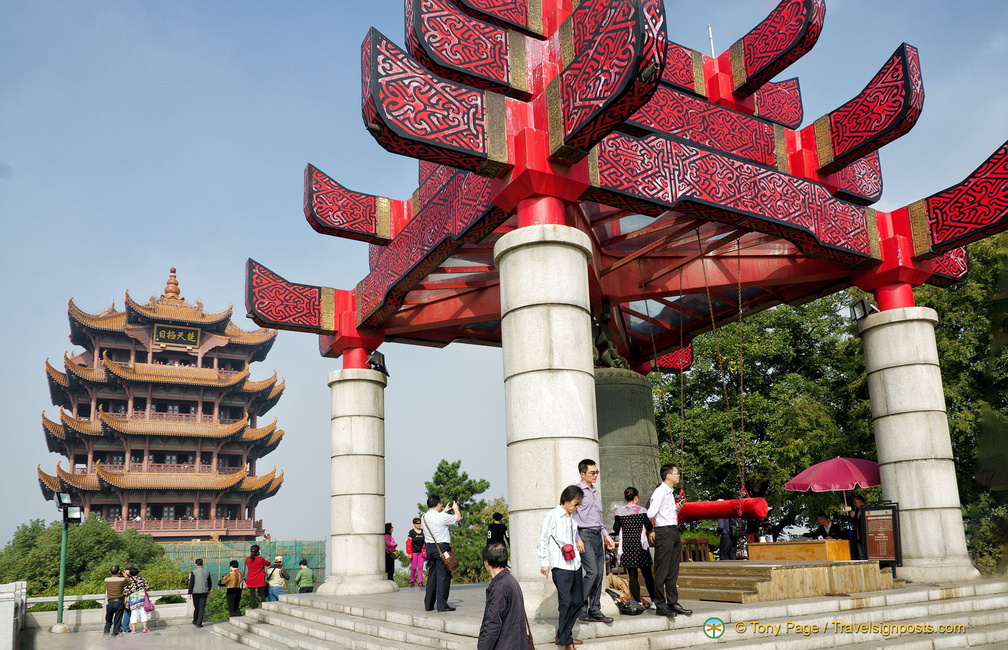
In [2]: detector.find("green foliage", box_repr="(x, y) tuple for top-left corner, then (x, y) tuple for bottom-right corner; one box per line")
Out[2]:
(0, 515), (184, 595)
(654, 287), (876, 538)
(419, 461), (498, 583)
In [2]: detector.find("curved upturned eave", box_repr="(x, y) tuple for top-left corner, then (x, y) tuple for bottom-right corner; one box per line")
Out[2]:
(101, 356), (250, 388)
(98, 410), (249, 438)
(94, 462), (249, 490)
(124, 291), (233, 329)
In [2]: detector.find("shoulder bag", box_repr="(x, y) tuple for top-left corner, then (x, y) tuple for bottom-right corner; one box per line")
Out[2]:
(423, 515), (460, 572)
(143, 590), (155, 612)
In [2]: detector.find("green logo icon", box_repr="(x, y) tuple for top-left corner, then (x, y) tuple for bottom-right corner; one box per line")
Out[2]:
(704, 617), (725, 639)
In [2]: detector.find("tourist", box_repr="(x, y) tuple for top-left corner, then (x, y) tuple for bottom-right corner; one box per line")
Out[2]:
(219, 560), (244, 616)
(407, 517), (426, 587)
(384, 522), (398, 581)
(266, 555), (290, 601)
(245, 544), (270, 608)
(119, 564), (134, 634)
(126, 566), (151, 633)
(537, 485), (585, 650)
(486, 512), (509, 549)
(575, 458), (614, 624)
(187, 558), (211, 627)
(646, 464), (692, 618)
(477, 542), (526, 649)
(802, 513), (844, 540)
(422, 494), (461, 612)
(849, 495), (867, 559)
(613, 487), (655, 608)
(103, 565), (128, 637)
(294, 559), (315, 593)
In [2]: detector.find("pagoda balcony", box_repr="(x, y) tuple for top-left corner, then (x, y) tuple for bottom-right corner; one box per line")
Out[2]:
(133, 411), (218, 423)
(110, 517), (264, 538)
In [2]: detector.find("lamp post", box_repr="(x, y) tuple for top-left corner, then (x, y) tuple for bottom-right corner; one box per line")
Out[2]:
(50, 492), (81, 634)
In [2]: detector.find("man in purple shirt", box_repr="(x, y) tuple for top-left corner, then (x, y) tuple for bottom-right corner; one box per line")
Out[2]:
(576, 458), (615, 623)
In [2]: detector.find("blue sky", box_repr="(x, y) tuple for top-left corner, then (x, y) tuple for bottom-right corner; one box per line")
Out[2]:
(2, 1), (1007, 551)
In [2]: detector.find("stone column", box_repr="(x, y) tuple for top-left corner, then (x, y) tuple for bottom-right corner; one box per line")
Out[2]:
(494, 224), (601, 615)
(595, 368), (662, 516)
(858, 307), (980, 582)
(317, 368), (398, 595)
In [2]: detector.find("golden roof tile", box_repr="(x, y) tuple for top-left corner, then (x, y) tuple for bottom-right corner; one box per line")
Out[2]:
(101, 356), (250, 387)
(224, 322), (278, 346)
(241, 420), (277, 442)
(95, 462), (249, 490)
(124, 290), (232, 326)
(56, 462), (100, 491)
(241, 372), (278, 394)
(263, 471), (285, 497)
(238, 468), (276, 492)
(64, 354), (109, 383)
(98, 410), (248, 438)
(37, 466), (60, 496)
(60, 411), (103, 437)
(45, 359), (69, 388)
(67, 299), (127, 332)
(42, 413), (66, 439)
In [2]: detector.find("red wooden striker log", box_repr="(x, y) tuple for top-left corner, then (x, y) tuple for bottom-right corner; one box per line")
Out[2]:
(677, 498), (768, 523)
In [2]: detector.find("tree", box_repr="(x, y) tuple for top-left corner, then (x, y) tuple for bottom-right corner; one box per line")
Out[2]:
(0, 515), (186, 595)
(418, 460), (493, 583)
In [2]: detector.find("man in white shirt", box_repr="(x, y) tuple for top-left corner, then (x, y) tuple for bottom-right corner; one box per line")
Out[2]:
(537, 485), (587, 650)
(646, 463), (692, 618)
(422, 494), (461, 612)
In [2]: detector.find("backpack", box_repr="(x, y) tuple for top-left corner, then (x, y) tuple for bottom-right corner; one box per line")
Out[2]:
(729, 518), (747, 539)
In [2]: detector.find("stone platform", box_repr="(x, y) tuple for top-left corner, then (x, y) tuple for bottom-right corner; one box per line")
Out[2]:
(677, 560), (897, 603)
(215, 577), (1008, 649)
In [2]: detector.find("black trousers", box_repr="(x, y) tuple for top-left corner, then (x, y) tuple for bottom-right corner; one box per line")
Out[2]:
(298, 586), (313, 593)
(652, 526), (682, 607)
(552, 567), (584, 646)
(191, 592), (208, 626)
(424, 542), (451, 611)
(247, 585), (268, 609)
(104, 598), (125, 635)
(626, 564), (655, 603)
(225, 588), (242, 616)
(385, 551), (396, 581)
(719, 533), (738, 560)
(578, 529), (604, 616)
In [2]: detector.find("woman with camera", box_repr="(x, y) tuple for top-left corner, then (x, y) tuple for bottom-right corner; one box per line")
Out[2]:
(537, 485), (587, 650)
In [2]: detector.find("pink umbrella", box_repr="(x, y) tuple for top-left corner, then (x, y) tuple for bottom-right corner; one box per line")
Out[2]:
(785, 458), (881, 492)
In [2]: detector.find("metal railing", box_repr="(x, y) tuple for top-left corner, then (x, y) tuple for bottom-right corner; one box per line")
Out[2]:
(110, 518), (263, 534)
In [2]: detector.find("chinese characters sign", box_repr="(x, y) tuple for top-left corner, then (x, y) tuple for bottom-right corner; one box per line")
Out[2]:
(154, 325), (201, 347)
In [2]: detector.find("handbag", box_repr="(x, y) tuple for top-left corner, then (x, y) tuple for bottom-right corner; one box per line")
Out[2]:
(143, 591), (155, 613)
(422, 516), (460, 572)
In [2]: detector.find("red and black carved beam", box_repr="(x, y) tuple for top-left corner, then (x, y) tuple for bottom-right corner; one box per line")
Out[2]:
(726, 0), (825, 96)
(453, 0), (543, 38)
(753, 78), (803, 129)
(362, 28), (509, 178)
(803, 43), (923, 175)
(907, 140), (1008, 257)
(246, 259), (332, 335)
(304, 164), (407, 243)
(405, 0), (529, 99)
(548, 0), (666, 163)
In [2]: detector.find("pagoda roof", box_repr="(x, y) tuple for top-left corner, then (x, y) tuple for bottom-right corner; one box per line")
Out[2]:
(45, 359), (72, 408)
(54, 462), (100, 492)
(240, 372), (278, 396)
(258, 379), (285, 415)
(223, 322), (278, 347)
(98, 410), (249, 438)
(37, 466), (60, 500)
(60, 411), (103, 437)
(68, 299), (128, 339)
(241, 420), (276, 442)
(124, 290), (232, 330)
(101, 356), (250, 388)
(259, 429), (285, 456)
(65, 354), (109, 386)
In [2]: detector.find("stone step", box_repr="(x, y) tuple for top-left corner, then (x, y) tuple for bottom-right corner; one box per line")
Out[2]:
(246, 605), (469, 649)
(214, 621), (298, 650)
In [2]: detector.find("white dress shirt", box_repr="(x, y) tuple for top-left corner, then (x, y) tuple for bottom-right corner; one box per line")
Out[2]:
(422, 509), (457, 544)
(646, 482), (679, 527)
(537, 506), (582, 571)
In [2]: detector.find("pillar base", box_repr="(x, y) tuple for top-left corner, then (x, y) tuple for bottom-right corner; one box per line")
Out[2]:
(896, 559), (981, 584)
(317, 575), (398, 596)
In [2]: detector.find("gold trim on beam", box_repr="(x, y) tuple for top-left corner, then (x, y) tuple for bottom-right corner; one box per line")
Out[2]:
(375, 197), (391, 240)
(477, 91), (508, 178)
(907, 200), (932, 258)
(528, 0), (543, 36)
(320, 287), (335, 334)
(691, 51), (706, 97)
(774, 124), (789, 174)
(813, 115), (834, 170)
(559, 19), (574, 69)
(864, 208), (881, 260)
(588, 148), (599, 187)
(507, 31), (527, 95)
(729, 40), (746, 92)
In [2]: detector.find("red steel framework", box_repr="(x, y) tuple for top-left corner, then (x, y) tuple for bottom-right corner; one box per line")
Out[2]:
(244, 0), (1008, 375)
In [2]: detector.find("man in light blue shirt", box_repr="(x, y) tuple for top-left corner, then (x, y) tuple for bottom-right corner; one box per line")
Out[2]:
(576, 458), (615, 623)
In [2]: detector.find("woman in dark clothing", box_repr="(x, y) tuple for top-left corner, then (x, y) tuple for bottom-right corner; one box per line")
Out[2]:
(613, 486), (655, 606)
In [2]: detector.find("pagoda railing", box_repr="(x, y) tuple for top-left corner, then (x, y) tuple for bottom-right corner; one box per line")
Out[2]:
(135, 411), (218, 423)
(110, 518), (263, 534)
